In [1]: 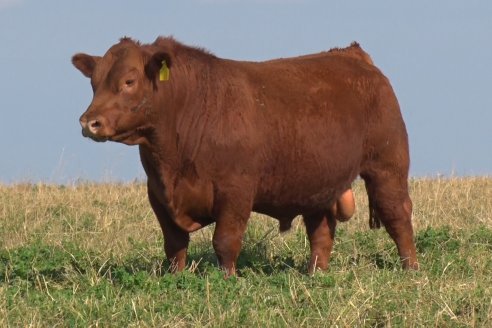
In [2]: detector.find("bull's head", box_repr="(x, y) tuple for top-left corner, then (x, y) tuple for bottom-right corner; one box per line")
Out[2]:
(72, 38), (170, 145)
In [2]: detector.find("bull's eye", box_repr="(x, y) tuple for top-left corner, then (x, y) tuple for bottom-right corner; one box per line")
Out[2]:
(125, 79), (135, 87)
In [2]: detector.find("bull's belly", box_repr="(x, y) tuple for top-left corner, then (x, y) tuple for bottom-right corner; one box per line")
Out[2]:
(253, 171), (357, 220)
(253, 190), (335, 219)
(252, 122), (363, 218)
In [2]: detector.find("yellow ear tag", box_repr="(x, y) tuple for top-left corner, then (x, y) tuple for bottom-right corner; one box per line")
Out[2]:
(159, 60), (170, 81)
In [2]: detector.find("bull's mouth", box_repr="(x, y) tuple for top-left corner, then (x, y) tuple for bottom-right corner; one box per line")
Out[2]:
(81, 126), (134, 143)
(81, 128), (109, 142)
(82, 126), (148, 145)
(83, 130), (142, 145)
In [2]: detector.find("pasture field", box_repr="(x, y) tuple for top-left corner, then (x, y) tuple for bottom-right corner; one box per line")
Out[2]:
(1, 177), (491, 327)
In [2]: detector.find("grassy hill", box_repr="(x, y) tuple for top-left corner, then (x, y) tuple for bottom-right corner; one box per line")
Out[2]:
(1, 177), (491, 326)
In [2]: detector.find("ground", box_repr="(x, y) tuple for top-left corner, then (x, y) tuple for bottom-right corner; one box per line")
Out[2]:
(1, 177), (491, 326)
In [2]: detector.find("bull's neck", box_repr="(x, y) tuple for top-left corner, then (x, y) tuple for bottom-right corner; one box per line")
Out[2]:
(140, 55), (215, 180)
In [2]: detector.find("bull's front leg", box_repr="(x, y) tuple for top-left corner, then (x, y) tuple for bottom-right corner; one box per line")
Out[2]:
(303, 213), (337, 274)
(212, 187), (253, 277)
(212, 212), (250, 277)
(148, 187), (190, 273)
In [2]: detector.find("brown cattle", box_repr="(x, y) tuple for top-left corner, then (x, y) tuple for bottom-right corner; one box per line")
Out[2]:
(72, 37), (418, 275)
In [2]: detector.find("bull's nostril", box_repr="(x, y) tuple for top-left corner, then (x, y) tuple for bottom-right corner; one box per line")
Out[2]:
(88, 120), (102, 134)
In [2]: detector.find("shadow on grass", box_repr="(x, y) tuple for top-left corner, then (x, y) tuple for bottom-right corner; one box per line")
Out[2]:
(367, 253), (400, 270)
(186, 241), (304, 276)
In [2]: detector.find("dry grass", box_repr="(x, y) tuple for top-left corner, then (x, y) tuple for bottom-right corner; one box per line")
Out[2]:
(2, 177), (490, 250)
(0, 183), (155, 252)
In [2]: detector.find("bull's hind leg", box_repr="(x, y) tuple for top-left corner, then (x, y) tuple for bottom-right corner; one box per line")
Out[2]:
(361, 172), (418, 269)
(303, 213), (337, 274)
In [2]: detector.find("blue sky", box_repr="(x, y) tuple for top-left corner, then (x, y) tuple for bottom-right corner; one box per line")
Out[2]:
(0, 0), (490, 183)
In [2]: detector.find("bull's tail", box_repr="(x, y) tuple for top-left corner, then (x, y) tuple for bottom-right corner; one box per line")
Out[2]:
(368, 195), (382, 229)
(363, 176), (382, 229)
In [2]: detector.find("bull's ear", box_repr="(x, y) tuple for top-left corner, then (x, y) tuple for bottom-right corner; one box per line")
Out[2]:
(145, 51), (172, 81)
(72, 53), (101, 78)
